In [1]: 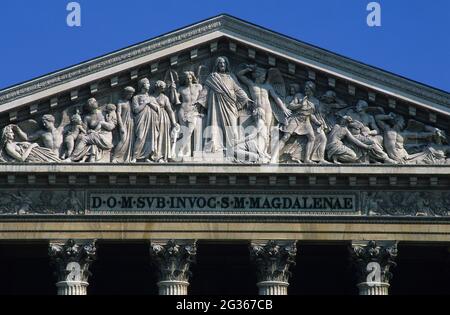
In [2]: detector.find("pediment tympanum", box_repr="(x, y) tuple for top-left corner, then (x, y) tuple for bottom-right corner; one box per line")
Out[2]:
(0, 15), (449, 166)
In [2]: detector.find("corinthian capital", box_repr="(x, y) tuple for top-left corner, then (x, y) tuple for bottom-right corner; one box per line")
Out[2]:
(150, 239), (197, 283)
(250, 240), (297, 283)
(49, 239), (97, 283)
(350, 240), (398, 285)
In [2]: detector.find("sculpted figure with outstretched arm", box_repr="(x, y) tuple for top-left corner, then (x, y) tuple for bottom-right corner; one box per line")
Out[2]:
(196, 56), (251, 154)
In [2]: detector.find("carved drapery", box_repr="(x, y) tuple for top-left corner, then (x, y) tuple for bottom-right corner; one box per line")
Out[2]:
(1, 55), (448, 166)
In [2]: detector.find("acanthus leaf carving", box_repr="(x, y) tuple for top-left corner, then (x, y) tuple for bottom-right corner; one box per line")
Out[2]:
(250, 240), (297, 284)
(150, 239), (197, 283)
(49, 239), (97, 283)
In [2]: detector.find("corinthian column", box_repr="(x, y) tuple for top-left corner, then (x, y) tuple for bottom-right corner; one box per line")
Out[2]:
(150, 239), (197, 295)
(350, 240), (398, 295)
(49, 239), (97, 295)
(250, 240), (297, 295)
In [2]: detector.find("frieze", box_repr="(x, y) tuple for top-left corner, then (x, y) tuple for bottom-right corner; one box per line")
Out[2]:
(361, 191), (450, 217)
(0, 190), (84, 215)
(0, 189), (448, 218)
(1, 56), (448, 166)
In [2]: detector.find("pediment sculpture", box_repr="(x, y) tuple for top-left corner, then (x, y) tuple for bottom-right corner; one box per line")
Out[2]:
(1, 56), (448, 165)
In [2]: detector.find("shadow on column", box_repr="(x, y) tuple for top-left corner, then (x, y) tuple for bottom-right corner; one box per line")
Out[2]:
(190, 241), (258, 295)
(0, 242), (55, 295)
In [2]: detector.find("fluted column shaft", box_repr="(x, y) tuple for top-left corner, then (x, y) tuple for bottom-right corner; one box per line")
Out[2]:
(158, 280), (189, 295)
(250, 240), (297, 296)
(150, 239), (197, 296)
(357, 282), (390, 295)
(56, 281), (89, 295)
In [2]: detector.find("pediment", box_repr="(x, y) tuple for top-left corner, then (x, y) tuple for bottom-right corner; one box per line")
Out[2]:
(0, 14), (449, 166)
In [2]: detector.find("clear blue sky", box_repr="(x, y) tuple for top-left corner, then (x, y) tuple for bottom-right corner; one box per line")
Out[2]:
(0, 0), (449, 92)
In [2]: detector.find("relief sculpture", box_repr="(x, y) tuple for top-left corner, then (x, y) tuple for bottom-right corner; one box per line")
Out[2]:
(2, 55), (449, 166)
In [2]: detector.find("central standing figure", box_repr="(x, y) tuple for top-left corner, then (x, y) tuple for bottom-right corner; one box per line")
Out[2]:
(197, 56), (251, 155)
(152, 80), (179, 163)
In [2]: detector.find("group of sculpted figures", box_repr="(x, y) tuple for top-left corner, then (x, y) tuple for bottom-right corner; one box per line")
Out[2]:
(1, 56), (449, 165)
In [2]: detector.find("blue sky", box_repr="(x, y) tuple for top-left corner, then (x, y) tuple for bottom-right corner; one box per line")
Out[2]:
(0, 0), (449, 92)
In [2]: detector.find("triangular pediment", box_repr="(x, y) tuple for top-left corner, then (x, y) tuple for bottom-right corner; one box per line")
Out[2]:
(0, 14), (449, 166)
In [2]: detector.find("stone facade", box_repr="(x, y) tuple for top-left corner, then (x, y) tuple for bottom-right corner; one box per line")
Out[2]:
(0, 14), (449, 295)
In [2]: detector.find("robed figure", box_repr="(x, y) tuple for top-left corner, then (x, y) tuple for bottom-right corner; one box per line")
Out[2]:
(197, 56), (251, 154)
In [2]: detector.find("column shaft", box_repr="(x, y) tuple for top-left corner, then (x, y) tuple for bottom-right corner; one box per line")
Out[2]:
(56, 281), (89, 295)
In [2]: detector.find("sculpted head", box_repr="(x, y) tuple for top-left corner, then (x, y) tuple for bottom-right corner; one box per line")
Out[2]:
(105, 104), (117, 113)
(1, 125), (14, 144)
(304, 81), (316, 97)
(42, 114), (56, 129)
(253, 67), (267, 84)
(86, 98), (99, 113)
(289, 84), (301, 96)
(155, 80), (166, 93)
(181, 71), (198, 86)
(71, 110), (82, 125)
(0, 125), (15, 151)
(321, 90), (337, 103)
(339, 115), (353, 126)
(356, 100), (369, 113)
(123, 86), (135, 100)
(138, 78), (151, 92)
(215, 56), (230, 73)
(393, 115), (405, 130)
(434, 129), (448, 144)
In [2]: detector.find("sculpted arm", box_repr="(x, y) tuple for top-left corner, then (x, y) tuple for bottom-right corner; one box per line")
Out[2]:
(169, 86), (181, 105)
(402, 131), (435, 141)
(14, 125), (42, 142)
(346, 129), (370, 149)
(268, 86), (291, 116)
(132, 96), (146, 113)
(116, 103), (124, 132)
(196, 86), (209, 109)
(287, 95), (303, 110)
(375, 114), (392, 131)
(368, 116), (380, 133)
(237, 68), (254, 88)
(164, 97), (178, 126)
(101, 112), (117, 132)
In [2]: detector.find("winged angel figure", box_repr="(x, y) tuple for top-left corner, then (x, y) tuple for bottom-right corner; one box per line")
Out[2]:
(237, 65), (291, 131)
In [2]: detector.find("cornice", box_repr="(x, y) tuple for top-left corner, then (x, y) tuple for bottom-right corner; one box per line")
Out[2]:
(0, 16), (224, 105)
(0, 163), (450, 175)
